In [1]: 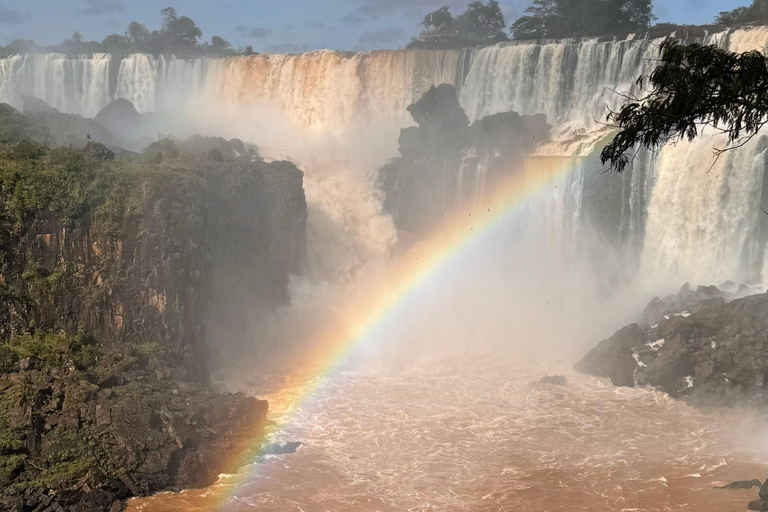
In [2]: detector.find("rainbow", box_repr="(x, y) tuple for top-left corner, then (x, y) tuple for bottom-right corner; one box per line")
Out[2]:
(137, 156), (579, 511)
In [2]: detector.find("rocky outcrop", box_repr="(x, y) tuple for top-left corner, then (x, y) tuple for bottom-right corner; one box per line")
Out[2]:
(0, 353), (267, 511)
(0, 131), (308, 511)
(378, 84), (551, 235)
(7, 141), (306, 381)
(1, 101), (115, 148)
(575, 284), (768, 411)
(749, 480), (768, 511)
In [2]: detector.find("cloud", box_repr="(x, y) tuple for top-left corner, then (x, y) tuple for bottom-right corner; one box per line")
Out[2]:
(75, 0), (123, 16)
(267, 42), (312, 54)
(310, 22), (326, 29)
(340, 0), (466, 25)
(235, 25), (274, 38)
(356, 28), (406, 50)
(340, 10), (369, 25)
(0, 3), (26, 25)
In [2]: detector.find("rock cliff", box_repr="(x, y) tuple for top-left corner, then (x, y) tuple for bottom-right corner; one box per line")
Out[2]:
(0, 106), (308, 511)
(378, 84), (551, 235)
(575, 284), (768, 411)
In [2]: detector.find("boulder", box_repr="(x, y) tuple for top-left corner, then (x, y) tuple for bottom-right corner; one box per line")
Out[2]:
(94, 99), (142, 137)
(576, 288), (768, 410)
(643, 335), (697, 391)
(573, 323), (648, 387)
(262, 441), (302, 455)
(717, 479), (762, 489)
(538, 375), (567, 386)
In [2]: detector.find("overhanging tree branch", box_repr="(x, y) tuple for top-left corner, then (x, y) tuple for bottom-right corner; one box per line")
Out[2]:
(601, 40), (768, 172)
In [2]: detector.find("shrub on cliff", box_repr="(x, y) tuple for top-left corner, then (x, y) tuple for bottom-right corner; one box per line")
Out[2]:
(1, 330), (100, 372)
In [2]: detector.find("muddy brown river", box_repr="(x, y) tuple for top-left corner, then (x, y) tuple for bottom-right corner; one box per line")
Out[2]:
(128, 358), (767, 512)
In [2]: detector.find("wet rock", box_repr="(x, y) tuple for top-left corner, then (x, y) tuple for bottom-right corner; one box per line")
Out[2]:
(262, 441), (302, 455)
(573, 323), (648, 387)
(717, 479), (762, 489)
(576, 287), (768, 411)
(749, 500), (768, 511)
(643, 335), (697, 391)
(761, 479), (768, 500)
(538, 375), (567, 386)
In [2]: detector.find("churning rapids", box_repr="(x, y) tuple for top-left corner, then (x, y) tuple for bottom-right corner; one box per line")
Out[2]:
(126, 359), (767, 512)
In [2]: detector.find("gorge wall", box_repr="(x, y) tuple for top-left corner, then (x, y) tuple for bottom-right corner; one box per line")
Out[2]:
(0, 117), (308, 509)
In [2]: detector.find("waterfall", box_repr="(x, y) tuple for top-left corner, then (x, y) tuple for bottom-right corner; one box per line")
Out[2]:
(0, 53), (112, 117)
(1, 26), (767, 286)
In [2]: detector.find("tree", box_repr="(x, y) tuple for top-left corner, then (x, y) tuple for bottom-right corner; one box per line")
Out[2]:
(243, 45), (255, 56)
(716, 0), (768, 26)
(101, 34), (130, 52)
(457, 0), (508, 43)
(422, 6), (455, 31)
(158, 7), (202, 51)
(210, 36), (231, 51)
(600, 40), (768, 172)
(408, 1), (508, 49)
(72, 31), (83, 44)
(511, 0), (655, 40)
(126, 21), (150, 48)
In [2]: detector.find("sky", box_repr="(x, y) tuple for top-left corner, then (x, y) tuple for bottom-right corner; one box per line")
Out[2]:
(0, 0), (754, 52)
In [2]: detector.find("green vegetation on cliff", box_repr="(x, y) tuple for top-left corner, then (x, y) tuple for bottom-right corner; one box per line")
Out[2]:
(0, 107), (304, 510)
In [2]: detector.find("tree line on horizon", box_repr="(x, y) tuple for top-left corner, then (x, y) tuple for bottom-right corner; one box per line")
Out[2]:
(1, 0), (767, 58)
(408, 0), (768, 50)
(0, 7), (256, 59)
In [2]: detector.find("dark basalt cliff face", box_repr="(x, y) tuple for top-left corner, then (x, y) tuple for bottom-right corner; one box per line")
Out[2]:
(0, 107), (308, 511)
(575, 284), (768, 411)
(378, 84), (551, 235)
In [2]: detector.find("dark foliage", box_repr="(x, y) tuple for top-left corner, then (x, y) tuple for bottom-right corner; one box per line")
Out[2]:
(0, 7), (255, 58)
(601, 40), (768, 172)
(511, 0), (655, 40)
(716, 0), (768, 26)
(407, 1), (509, 49)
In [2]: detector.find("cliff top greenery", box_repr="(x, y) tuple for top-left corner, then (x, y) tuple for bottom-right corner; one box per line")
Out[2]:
(0, 7), (257, 59)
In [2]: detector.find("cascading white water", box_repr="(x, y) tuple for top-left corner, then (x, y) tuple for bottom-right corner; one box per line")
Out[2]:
(0, 53), (112, 117)
(1, 27), (767, 287)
